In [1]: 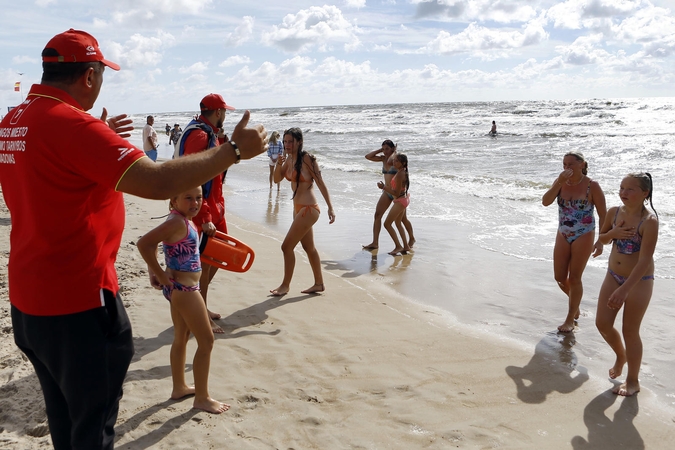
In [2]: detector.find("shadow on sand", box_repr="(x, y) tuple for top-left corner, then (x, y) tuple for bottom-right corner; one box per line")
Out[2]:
(505, 331), (589, 404)
(571, 391), (643, 449)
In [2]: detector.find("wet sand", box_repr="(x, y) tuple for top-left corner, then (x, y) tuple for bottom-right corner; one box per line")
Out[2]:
(1, 192), (674, 449)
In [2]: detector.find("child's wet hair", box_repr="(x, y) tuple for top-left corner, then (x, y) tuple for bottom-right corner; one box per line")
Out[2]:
(627, 172), (658, 218)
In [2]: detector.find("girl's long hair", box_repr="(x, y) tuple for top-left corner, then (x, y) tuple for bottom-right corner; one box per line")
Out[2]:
(397, 154), (409, 194)
(284, 127), (316, 199)
(629, 172), (658, 219)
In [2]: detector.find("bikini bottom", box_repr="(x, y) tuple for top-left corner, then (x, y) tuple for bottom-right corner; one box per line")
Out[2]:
(608, 268), (654, 286)
(393, 194), (410, 208)
(294, 203), (320, 217)
(163, 279), (200, 302)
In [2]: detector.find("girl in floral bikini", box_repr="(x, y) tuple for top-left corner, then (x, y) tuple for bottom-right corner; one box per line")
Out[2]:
(137, 186), (228, 414)
(595, 173), (658, 397)
(542, 152), (606, 333)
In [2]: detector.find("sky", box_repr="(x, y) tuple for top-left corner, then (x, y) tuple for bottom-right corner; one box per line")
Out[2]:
(1, 0), (674, 114)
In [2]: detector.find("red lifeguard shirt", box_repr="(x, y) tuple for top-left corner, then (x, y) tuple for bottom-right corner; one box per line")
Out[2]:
(182, 116), (227, 231)
(0, 84), (145, 316)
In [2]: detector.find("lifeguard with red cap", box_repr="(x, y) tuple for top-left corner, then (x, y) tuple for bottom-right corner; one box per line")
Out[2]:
(0, 28), (268, 448)
(176, 93), (237, 334)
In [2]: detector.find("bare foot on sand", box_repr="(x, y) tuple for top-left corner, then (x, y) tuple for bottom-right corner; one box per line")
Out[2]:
(301, 284), (325, 294)
(613, 380), (640, 396)
(388, 247), (404, 256)
(609, 356), (626, 379)
(557, 321), (575, 333)
(208, 309), (221, 320)
(270, 285), (289, 296)
(210, 319), (224, 334)
(408, 237), (415, 248)
(194, 397), (230, 414)
(574, 309), (580, 320)
(171, 386), (196, 400)
(362, 243), (378, 250)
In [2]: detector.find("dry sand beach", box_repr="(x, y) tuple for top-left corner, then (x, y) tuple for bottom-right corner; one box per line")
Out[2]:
(1, 192), (675, 449)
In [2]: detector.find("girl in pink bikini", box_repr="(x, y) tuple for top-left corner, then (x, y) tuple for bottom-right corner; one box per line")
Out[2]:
(595, 173), (658, 397)
(378, 153), (411, 256)
(137, 186), (229, 414)
(270, 127), (335, 296)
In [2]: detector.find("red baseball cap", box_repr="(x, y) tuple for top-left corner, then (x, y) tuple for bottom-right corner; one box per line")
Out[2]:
(42, 29), (120, 71)
(200, 93), (235, 111)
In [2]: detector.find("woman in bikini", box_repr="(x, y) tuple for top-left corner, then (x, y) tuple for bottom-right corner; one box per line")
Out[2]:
(363, 140), (415, 250)
(595, 173), (658, 396)
(270, 127), (335, 296)
(137, 186), (228, 414)
(379, 153), (411, 256)
(542, 152), (606, 333)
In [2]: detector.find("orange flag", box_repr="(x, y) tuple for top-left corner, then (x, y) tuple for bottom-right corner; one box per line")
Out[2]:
(14, 82), (20, 92)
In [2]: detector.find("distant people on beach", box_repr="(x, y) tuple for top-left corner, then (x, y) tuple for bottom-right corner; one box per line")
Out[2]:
(169, 123), (182, 150)
(378, 153), (412, 256)
(489, 121), (497, 135)
(595, 173), (658, 397)
(176, 93), (236, 334)
(362, 140), (415, 250)
(542, 152), (606, 333)
(267, 131), (283, 189)
(137, 186), (229, 414)
(165, 123), (171, 140)
(270, 127), (335, 296)
(142, 115), (159, 161)
(0, 28), (267, 448)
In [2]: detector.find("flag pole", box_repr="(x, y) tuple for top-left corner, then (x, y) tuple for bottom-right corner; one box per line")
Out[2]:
(18, 73), (24, 102)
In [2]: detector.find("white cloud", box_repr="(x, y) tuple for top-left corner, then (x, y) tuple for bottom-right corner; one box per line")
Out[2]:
(344, 0), (366, 8)
(555, 33), (608, 65)
(178, 62), (209, 74)
(413, 0), (539, 24)
(225, 16), (255, 47)
(261, 5), (361, 53)
(546, 0), (644, 29)
(12, 56), (39, 65)
(610, 6), (675, 57)
(219, 55), (252, 68)
(105, 32), (176, 69)
(95, 0), (213, 27)
(419, 21), (548, 55)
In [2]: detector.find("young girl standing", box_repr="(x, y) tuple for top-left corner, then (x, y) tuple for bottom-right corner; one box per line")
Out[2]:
(378, 153), (411, 256)
(595, 173), (658, 396)
(137, 186), (229, 413)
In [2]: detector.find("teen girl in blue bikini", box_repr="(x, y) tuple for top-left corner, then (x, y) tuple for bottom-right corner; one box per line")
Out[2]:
(137, 186), (229, 414)
(542, 152), (606, 333)
(595, 173), (658, 397)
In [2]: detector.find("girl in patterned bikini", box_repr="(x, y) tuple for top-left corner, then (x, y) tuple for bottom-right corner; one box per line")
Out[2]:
(270, 127), (336, 296)
(595, 173), (658, 397)
(137, 186), (229, 414)
(542, 152), (607, 333)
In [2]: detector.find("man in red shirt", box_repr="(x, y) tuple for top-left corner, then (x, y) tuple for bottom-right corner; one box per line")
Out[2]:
(0, 29), (267, 449)
(177, 93), (235, 334)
